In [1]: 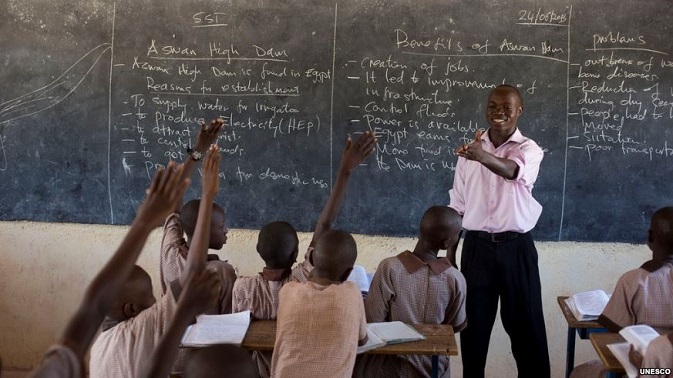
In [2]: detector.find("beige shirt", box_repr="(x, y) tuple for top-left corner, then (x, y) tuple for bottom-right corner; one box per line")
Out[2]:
(270, 280), (367, 378)
(601, 260), (673, 333)
(231, 248), (313, 378)
(28, 345), (82, 378)
(355, 251), (467, 378)
(89, 287), (179, 378)
(232, 248), (314, 319)
(641, 334), (673, 377)
(160, 212), (237, 314)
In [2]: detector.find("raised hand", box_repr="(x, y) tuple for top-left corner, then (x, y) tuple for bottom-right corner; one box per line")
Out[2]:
(137, 161), (190, 226)
(201, 144), (221, 199)
(195, 118), (225, 152)
(340, 131), (377, 173)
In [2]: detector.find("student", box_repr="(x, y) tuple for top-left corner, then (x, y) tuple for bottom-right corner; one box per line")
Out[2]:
(142, 269), (224, 378)
(270, 229), (368, 378)
(450, 84), (549, 378)
(353, 205), (466, 378)
(160, 118), (237, 314)
(28, 161), (190, 378)
(89, 145), (222, 378)
(570, 206), (673, 378)
(231, 131), (375, 377)
(598, 206), (673, 333)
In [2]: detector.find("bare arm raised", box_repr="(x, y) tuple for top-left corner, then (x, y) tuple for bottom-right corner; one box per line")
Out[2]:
(311, 131), (377, 244)
(175, 118), (224, 212)
(56, 162), (190, 361)
(179, 144), (221, 287)
(143, 269), (221, 378)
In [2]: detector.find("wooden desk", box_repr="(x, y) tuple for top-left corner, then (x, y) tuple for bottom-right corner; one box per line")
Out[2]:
(589, 333), (626, 378)
(241, 320), (457, 378)
(558, 296), (607, 378)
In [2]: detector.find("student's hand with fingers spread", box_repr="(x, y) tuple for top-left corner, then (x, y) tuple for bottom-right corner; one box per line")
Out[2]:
(201, 144), (221, 199)
(340, 131), (378, 173)
(137, 161), (190, 227)
(455, 129), (486, 162)
(195, 118), (225, 152)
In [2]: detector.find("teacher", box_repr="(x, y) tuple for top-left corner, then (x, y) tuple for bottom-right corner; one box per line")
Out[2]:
(449, 84), (549, 378)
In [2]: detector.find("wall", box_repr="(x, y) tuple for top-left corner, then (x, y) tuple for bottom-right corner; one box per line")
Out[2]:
(0, 221), (649, 377)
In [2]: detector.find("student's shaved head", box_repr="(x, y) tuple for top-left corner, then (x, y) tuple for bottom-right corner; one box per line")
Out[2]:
(256, 221), (299, 269)
(650, 207), (673, 253)
(419, 206), (462, 244)
(185, 344), (258, 378)
(312, 229), (357, 281)
(181, 199), (225, 236)
(110, 265), (155, 320)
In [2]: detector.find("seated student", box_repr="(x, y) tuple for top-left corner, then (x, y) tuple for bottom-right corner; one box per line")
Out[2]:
(598, 206), (673, 334)
(231, 131), (375, 377)
(353, 206), (467, 378)
(89, 145), (222, 378)
(28, 161), (190, 378)
(571, 206), (673, 378)
(270, 229), (368, 378)
(144, 269), (257, 378)
(160, 118), (237, 314)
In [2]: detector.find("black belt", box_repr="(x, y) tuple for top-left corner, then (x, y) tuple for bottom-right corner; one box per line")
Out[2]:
(468, 230), (521, 243)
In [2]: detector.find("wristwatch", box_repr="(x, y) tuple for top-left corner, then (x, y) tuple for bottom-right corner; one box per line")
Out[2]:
(187, 148), (203, 161)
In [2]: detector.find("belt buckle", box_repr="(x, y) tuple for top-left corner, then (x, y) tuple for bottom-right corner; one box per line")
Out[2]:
(491, 232), (506, 243)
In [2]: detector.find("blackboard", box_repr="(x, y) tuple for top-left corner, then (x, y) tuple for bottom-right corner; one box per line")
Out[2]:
(1, 0), (672, 243)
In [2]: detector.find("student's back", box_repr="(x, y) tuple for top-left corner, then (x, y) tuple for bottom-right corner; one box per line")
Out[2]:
(599, 207), (673, 334)
(355, 206), (466, 378)
(270, 229), (367, 378)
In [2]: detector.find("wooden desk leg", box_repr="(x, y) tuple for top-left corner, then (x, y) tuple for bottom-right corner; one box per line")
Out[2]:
(566, 326), (576, 378)
(431, 355), (438, 378)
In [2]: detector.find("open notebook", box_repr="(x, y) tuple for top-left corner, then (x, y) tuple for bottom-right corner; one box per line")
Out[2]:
(181, 310), (251, 347)
(357, 321), (426, 354)
(564, 289), (610, 321)
(607, 324), (660, 378)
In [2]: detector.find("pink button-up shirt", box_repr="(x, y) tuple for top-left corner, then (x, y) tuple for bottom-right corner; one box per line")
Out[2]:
(449, 128), (543, 233)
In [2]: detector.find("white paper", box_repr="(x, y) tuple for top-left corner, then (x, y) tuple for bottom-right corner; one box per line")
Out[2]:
(347, 265), (371, 293)
(571, 290), (610, 317)
(607, 342), (638, 378)
(356, 327), (386, 354)
(181, 310), (251, 347)
(369, 321), (425, 344)
(619, 324), (659, 356)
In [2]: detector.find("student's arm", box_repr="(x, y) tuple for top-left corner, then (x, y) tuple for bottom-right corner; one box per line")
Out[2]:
(455, 130), (518, 179)
(179, 145), (221, 287)
(143, 269), (221, 378)
(175, 118), (223, 212)
(58, 162), (190, 360)
(311, 131), (376, 244)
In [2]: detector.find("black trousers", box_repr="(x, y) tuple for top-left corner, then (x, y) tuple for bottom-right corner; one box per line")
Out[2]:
(460, 231), (550, 378)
